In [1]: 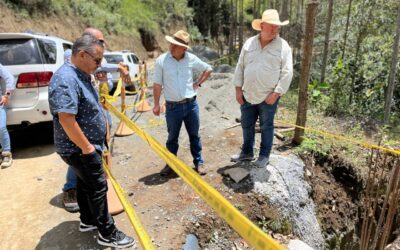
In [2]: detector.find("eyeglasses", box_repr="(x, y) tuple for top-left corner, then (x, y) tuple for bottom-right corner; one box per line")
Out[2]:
(84, 51), (102, 65)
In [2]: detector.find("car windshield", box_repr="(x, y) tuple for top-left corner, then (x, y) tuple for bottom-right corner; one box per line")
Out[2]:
(0, 39), (42, 65)
(104, 54), (123, 64)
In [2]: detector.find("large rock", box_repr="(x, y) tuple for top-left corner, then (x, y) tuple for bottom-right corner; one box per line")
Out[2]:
(213, 64), (235, 73)
(191, 46), (220, 61)
(288, 239), (315, 250)
(251, 154), (325, 249)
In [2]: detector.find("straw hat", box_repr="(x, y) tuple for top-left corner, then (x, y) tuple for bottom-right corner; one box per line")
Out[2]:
(165, 30), (191, 49)
(252, 9), (289, 31)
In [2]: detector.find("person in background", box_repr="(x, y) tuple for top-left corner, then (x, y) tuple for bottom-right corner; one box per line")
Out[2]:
(0, 63), (15, 169)
(231, 9), (293, 168)
(49, 35), (135, 248)
(153, 30), (212, 177)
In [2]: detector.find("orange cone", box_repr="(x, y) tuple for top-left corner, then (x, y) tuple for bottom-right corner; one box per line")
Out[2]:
(136, 99), (151, 112)
(115, 120), (135, 136)
(115, 87), (135, 136)
(136, 85), (151, 112)
(107, 179), (124, 215)
(103, 147), (124, 215)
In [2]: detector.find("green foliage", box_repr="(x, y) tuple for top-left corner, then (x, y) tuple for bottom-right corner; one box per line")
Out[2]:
(4, 0), (194, 39)
(258, 217), (292, 235)
(5, 0), (53, 13)
(294, 137), (331, 156)
(309, 79), (331, 110)
(311, 0), (400, 123)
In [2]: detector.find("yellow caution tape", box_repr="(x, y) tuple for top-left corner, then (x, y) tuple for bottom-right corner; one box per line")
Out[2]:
(148, 118), (163, 126)
(103, 98), (284, 250)
(125, 89), (138, 95)
(275, 119), (400, 155)
(102, 158), (156, 250)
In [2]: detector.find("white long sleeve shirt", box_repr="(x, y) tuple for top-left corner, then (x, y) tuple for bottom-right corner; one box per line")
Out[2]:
(232, 34), (293, 104)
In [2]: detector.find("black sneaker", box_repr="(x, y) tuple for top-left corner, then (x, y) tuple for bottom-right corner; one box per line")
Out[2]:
(159, 165), (178, 178)
(230, 152), (255, 162)
(98, 230), (135, 248)
(79, 222), (97, 232)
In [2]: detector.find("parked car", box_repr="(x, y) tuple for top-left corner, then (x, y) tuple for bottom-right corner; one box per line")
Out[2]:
(104, 50), (140, 92)
(0, 32), (72, 127)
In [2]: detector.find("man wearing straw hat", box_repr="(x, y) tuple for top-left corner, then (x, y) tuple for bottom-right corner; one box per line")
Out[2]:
(153, 30), (212, 177)
(231, 9), (293, 168)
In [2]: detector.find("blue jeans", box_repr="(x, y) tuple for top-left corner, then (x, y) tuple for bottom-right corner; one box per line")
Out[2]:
(0, 106), (11, 152)
(165, 99), (203, 167)
(240, 99), (279, 157)
(63, 166), (77, 191)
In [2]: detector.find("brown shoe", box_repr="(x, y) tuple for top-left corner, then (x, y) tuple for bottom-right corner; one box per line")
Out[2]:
(1, 151), (13, 169)
(63, 189), (79, 213)
(195, 165), (207, 175)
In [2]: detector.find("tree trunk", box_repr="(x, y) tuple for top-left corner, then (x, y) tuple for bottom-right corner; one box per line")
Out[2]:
(257, 0), (262, 17)
(296, 0), (302, 24)
(253, 0), (258, 35)
(253, 0), (257, 20)
(348, 30), (363, 105)
(320, 0), (333, 83)
(280, 0), (289, 39)
(349, 0), (368, 105)
(293, 0), (319, 144)
(341, 0), (353, 59)
(229, 0), (234, 64)
(383, 5), (400, 124)
(239, 0), (244, 51)
(234, 0), (238, 53)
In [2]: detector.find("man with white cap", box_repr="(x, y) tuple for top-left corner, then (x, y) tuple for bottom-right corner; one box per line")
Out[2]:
(231, 9), (293, 167)
(153, 30), (212, 177)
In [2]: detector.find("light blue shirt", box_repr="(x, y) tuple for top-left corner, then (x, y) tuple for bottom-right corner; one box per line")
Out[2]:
(0, 63), (15, 95)
(154, 51), (212, 102)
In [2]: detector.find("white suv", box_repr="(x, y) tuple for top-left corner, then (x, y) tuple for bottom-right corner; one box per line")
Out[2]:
(0, 32), (72, 127)
(104, 50), (140, 89)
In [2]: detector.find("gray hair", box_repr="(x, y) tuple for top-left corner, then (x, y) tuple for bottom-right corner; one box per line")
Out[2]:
(72, 35), (103, 55)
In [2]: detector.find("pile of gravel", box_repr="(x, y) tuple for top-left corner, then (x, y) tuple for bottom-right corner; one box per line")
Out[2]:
(251, 154), (325, 249)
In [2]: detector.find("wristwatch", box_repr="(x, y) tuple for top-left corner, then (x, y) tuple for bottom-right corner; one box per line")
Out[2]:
(4, 91), (11, 97)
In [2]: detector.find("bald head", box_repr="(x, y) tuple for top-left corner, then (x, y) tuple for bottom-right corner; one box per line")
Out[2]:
(82, 27), (105, 43)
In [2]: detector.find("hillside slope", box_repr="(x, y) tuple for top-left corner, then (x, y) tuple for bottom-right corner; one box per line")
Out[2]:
(0, 2), (184, 59)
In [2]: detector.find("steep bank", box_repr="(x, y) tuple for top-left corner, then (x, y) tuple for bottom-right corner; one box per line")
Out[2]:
(0, 2), (185, 59)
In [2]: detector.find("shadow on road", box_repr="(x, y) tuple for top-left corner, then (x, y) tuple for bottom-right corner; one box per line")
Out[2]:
(9, 122), (55, 159)
(35, 221), (106, 250)
(139, 172), (174, 186)
(49, 193), (65, 210)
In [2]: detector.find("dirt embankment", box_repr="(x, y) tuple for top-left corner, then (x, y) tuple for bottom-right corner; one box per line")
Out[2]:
(0, 3), (178, 59)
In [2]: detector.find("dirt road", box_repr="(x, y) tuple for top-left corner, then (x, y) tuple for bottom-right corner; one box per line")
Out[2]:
(0, 76), (261, 249)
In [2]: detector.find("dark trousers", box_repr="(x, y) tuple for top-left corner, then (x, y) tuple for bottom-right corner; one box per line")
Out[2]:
(61, 150), (115, 236)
